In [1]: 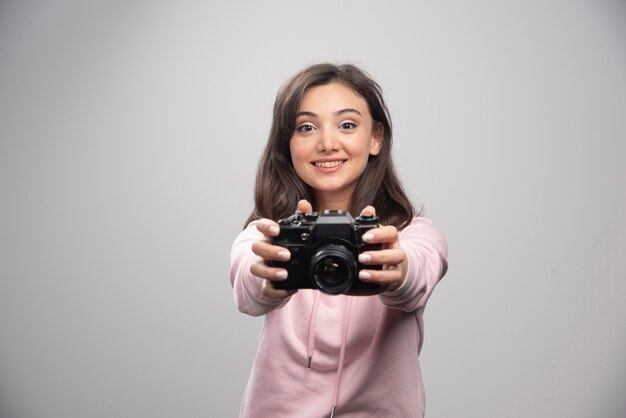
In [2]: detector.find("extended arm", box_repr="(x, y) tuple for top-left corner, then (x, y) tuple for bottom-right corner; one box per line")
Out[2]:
(376, 217), (448, 312)
(229, 221), (293, 317)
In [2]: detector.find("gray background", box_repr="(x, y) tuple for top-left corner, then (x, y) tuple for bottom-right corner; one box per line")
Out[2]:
(1, 0), (625, 417)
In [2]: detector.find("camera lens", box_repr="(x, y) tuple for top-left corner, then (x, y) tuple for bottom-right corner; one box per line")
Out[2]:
(310, 244), (356, 295)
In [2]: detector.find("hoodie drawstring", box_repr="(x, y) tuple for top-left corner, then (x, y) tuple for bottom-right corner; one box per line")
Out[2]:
(306, 291), (321, 370)
(305, 293), (353, 418)
(330, 296), (352, 417)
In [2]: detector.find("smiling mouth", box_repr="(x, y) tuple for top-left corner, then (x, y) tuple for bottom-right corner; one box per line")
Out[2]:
(313, 160), (346, 168)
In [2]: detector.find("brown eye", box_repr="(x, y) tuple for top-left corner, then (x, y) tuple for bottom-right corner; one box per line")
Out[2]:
(340, 122), (356, 129)
(297, 124), (315, 132)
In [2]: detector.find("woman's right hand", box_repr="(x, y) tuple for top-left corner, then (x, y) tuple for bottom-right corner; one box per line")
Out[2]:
(250, 199), (313, 299)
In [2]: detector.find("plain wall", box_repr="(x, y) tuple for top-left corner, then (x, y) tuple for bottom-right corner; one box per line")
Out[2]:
(1, 0), (625, 417)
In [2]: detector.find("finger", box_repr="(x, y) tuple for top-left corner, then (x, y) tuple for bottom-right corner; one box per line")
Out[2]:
(360, 205), (376, 217)
(261, 279), (296, 299)
(297, 199), (313, 214)
(256, 219), (280, 237)
(361, 225), (399, 245)
(358, 248), (406, 266)
(358, 267), (404, 285)
(251, 241), (291, 262)
(250, 262), (289, 281)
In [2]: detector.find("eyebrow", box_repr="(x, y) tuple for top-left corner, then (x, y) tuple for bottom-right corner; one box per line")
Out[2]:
(295, 108), (363, 118)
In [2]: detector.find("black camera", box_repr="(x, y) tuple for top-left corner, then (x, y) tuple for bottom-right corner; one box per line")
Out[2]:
(270, 210), (382, 295)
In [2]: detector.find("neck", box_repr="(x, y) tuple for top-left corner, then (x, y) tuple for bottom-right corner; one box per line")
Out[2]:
(313, 190), (352, 212)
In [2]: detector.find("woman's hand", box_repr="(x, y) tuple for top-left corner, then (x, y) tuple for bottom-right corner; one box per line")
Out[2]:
(347, 206), (408, 296)
(249, 199), (313, 299)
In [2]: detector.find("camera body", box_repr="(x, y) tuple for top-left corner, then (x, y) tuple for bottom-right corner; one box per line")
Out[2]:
(270, 210), (382, 295)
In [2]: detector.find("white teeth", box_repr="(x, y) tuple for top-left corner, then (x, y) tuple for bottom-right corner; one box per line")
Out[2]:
(314, 161), (344, 168)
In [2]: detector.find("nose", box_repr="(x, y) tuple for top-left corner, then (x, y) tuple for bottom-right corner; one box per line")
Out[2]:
(317, 126), (339, 152)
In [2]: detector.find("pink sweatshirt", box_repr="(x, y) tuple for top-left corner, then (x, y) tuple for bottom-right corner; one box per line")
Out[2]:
(230, 217), (448, 418)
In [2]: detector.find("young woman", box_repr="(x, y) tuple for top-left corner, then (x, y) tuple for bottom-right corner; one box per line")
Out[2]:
(230, 63), (448, 417)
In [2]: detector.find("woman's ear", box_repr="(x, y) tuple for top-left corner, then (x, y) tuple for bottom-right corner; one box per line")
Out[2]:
(369, 123), (384, 156)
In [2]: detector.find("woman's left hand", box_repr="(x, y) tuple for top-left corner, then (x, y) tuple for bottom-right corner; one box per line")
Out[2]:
(347, 205), (408, 296)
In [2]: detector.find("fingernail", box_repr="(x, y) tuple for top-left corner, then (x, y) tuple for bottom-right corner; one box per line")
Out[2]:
(278, 251), (290, 261)
(269, 226), (279, 235)
(358, 253), (371, 263)
(362, 233), (374, 242)
(275, 270), (288, 280)
(359, 271), (372, 280)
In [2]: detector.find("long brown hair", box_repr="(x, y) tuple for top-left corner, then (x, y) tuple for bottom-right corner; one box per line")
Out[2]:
(245, 63), (417, 229)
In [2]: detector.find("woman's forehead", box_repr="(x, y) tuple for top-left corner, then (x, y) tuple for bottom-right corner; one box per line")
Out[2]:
(298, 82), (369, 115)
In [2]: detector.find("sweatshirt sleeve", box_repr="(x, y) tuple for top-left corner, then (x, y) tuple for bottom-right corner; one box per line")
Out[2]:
(377, 217), (448, 312)
(229, 221), (292, 317)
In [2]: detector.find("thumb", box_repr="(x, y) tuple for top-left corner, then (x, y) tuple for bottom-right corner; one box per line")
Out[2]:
(360, 205), (377, 217)
(297, 199), (313, 214)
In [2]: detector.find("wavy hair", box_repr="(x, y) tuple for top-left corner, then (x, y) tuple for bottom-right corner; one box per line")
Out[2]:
(245, 63), (417, 229)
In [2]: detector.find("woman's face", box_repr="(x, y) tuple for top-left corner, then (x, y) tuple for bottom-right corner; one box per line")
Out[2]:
(289, 82), (382, 210)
